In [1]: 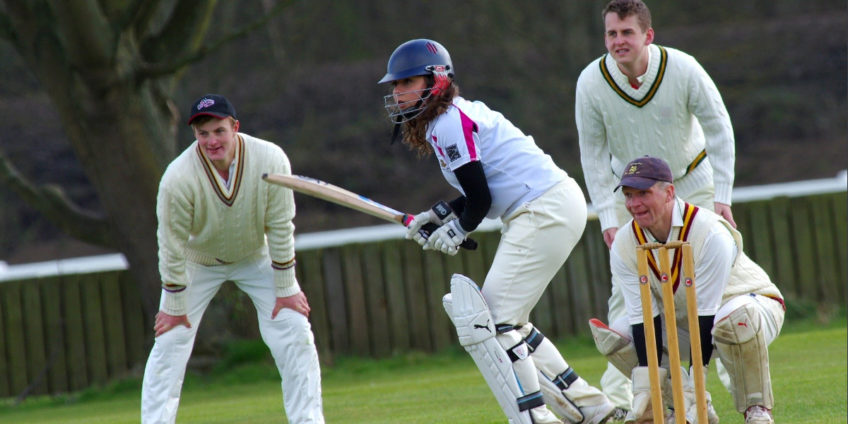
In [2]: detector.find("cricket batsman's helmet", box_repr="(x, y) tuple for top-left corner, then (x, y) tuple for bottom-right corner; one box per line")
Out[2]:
(378, 39), (454, 95)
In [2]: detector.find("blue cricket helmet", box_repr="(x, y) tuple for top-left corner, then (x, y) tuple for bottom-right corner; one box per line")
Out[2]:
(378, 39), (454, 84)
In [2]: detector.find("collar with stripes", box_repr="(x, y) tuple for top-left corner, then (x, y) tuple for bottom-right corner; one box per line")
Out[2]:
(599, 45), (668, 108)
(195, 135), (245, 207)
(631, 201), (699, 292)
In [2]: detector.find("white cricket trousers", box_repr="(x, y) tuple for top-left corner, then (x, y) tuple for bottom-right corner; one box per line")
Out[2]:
(482, 177), (587, 325)
(141, 253), (324, 424)
(480, 178), (611, 408)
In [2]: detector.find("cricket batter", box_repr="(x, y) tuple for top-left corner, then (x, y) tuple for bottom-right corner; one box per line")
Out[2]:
(379, 38), (618, 424)
(141, 94), (324, 423)
(575, 0), (738, 409)
(593, 156), (784, 423)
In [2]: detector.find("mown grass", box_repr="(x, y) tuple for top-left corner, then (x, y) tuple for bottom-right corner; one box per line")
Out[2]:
(0, 311), (844, 423)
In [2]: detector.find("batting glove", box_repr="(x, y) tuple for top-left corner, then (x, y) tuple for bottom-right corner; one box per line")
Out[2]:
(405, 200), (457, 246)
(427, 219), (467, 256)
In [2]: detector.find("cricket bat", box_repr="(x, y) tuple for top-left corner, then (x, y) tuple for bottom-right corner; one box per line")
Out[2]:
(262, 173), (477, 250)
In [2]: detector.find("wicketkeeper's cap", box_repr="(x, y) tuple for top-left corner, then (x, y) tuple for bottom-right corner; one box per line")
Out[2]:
(615, 156), (673, 191)
(187, 94), (237, 125)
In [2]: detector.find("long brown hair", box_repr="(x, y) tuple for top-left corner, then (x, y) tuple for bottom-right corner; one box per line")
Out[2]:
(402, 78), (460, 157)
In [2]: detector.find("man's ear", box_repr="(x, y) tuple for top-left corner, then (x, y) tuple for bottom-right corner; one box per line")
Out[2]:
(666, 183), (676, 201)
(232, 119), (240, 133)
(645, 27), (655, 45)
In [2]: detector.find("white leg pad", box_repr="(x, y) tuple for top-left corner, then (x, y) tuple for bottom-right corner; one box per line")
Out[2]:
(443, 274), (535, 424)
(589, 318), (639, 377)
(538, 371), (584, 423)
(712, 302), (773, 413)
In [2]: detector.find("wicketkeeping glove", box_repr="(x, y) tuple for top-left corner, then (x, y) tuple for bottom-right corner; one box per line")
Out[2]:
(405, 200), (458, 246)
(427, 219), (467, 256)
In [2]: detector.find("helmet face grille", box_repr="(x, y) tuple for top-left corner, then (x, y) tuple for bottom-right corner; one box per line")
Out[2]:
(382, 88), (433, 123)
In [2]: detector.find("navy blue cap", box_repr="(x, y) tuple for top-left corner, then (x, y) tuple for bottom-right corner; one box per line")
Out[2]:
(615, 156), (673, 191)
(187, 94), (237, 125)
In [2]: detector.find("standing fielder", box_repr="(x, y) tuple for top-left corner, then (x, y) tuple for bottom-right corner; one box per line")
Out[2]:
(593, 156), (784, 423)
(575, 0), (738, 410)
(141, 94), (324, 423)
(379, 39), (619, 424)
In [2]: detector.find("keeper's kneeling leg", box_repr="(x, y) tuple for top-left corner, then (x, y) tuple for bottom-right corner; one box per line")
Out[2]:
(443, 274), (553, 424)
(712, 301), (773, 413)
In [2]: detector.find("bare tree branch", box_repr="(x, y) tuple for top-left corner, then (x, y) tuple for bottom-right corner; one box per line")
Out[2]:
(139, 0), (217, 66)
(0, 149), (116, 249)
(123, 0), (162, 39)
(136, 0), (294, 81)
(47, 0), (114, 68)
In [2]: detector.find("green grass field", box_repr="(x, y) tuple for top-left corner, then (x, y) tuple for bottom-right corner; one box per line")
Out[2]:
(1, 315), (844, 423)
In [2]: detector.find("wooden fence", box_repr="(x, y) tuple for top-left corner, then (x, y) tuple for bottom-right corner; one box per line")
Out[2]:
(0, 188), (845, 398)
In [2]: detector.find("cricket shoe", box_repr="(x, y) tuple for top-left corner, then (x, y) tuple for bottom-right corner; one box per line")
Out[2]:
(531, 405), (564, 424)
(578, 400), (619, 424)
(745, 405), (774, 424)
(604, 406), (628, 422)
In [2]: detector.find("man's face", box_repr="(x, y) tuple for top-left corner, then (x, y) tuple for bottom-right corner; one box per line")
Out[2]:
(604, 13), (653, 68)
(194, 117), (239, 167)
(623, 183), (672, 231)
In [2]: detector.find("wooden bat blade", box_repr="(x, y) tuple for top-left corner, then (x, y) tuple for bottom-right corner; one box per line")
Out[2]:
(262, 173), (410, 225)
(262, 173), (477, 250)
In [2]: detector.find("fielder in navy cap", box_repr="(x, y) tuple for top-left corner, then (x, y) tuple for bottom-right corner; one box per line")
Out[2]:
(187, 94), (237, 125)
(615, 156), (673, 191)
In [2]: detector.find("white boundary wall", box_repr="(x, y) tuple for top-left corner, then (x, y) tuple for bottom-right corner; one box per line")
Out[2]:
(2, 170), (845, 282)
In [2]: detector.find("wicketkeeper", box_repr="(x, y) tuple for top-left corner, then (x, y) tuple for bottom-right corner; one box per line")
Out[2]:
(590, 156), (785, 424)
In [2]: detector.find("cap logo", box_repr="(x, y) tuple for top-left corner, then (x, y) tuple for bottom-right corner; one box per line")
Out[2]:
(625, 163), (641, 175)
(197, 98), (215, 110)
(426, 42), (438, 54)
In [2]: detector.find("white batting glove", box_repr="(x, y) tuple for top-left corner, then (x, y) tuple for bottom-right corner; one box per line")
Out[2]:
(406, 210), (436, 246)
(405, 201), (457, 246)
(427, 220), (467, 256)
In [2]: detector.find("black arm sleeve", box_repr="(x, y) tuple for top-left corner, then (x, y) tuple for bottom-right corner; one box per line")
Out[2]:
(632, 315), (663, 367)
(692, 315), (715, 367)
(446, 161), (491, 233)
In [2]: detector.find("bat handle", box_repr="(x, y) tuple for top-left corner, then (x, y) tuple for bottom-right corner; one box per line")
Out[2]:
(419, 223), (478, 250)
(401, 213), (414, 227)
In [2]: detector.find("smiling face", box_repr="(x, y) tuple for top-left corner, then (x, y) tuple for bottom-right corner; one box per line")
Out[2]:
(623, 182), (675, 240)
(193, 117), (239, 171)
(604, 12), (653, 75)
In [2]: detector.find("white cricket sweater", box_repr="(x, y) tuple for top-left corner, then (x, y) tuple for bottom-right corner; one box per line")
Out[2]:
(576, 44), (735, 231)
(156, 133), (298, 315)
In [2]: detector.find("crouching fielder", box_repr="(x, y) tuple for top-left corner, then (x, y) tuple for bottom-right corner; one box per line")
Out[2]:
(378, 38), (617, 424)
(590, 156), (784, 424)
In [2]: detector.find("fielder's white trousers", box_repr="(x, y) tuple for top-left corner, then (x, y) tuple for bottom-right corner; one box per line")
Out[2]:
(141, 253), (324, 424)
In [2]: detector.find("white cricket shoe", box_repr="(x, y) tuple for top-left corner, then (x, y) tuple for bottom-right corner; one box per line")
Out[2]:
(706, 392), (720, 424)
(531, 405), (564, 424)
(745, 405), (774, 423)
(606, 407), (628, 422)
(578, 400), (618, 424)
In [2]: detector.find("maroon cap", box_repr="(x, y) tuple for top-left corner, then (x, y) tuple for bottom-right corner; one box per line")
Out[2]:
(187, 94), (237, 125)
(615, 156), (673, 191)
